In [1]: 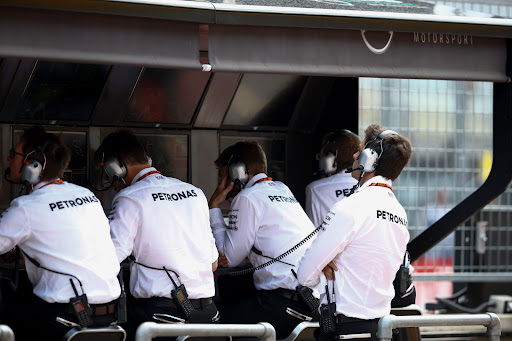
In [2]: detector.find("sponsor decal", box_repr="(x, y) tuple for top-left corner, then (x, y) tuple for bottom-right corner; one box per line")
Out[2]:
(49, 196), (99, 211)
(151, 190), (198, 202)
(376, 209), (408, 226)
(413, 32), (473, 45)
(228, 210), (239, 230)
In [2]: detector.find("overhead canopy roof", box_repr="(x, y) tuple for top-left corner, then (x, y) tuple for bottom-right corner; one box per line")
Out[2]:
(0, 0), (511, 81)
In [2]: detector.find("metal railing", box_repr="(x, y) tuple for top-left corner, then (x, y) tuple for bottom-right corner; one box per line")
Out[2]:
(0, 325), (14, 341)
(377, 313), (501, 341)
(135, 322), (276, 341)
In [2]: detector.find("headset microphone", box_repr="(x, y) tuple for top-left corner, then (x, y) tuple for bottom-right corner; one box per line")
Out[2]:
(4, 167), (23, 185)
(345, 165), (363, 173)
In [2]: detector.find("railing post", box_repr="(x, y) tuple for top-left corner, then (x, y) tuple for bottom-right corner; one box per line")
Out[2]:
(486, 313), (502, 341)
(376, 313), (502, 341)
(376, 315), (395, 341)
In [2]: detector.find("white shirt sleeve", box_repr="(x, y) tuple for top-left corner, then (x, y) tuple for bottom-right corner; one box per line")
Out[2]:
(305, 184), (314, 223)
(220, 195), (258, 268)
(210, 207), (227, 254)
(297, 208), (356, 288)
(108, 195), (141, 263)
(0, 203), (31, 254)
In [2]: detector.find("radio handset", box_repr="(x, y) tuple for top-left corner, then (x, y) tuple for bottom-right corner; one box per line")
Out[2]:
(291, 269), (319, 313)
(69, 278), (94, 328)
(163, 266), (195, 318)
(117, 267), (127, 324)
(320, 278), (337, 334)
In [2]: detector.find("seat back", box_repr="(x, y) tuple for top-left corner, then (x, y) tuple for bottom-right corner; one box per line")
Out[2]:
(63, 326), (126, 341)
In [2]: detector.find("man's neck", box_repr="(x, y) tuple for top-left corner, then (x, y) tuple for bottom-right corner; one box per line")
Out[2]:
(125, 163), (151, 185)
(359, 171), (376, 187)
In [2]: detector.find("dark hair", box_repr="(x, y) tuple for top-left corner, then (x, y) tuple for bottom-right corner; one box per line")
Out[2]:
(321, 129), (360, 172)
(94, 129), (147, 167)
(21, 126), (71, 181)
(364, 125), (412, 181)
(219, 141), (267, 175)
(215, 145), (237, 168)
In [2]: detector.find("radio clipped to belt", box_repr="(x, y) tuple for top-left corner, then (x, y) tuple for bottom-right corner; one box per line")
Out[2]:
(291, 269), (319, 313)
(69, 278), (94, 328)
(163, 266), (195, 318)
(320, 279), (337, 334)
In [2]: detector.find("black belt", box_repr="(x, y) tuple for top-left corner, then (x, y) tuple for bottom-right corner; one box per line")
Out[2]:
(335, 314), (380, 324)
(273, 288), (299, 301)
(66, 301), (117, 316)
(148, 297), (214, 309)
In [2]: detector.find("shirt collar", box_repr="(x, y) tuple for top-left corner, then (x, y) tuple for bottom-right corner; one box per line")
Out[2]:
(131, 167), (157, 185)
(358, 175), (392, 191)
(32, 178), (61, 192)
(245, 173), (268, 188)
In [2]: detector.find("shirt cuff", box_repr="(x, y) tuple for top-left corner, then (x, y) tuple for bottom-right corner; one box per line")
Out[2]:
(209, 208), (225, 226)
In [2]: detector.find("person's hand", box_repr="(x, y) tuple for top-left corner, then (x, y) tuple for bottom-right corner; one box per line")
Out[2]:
(322, 261), (338, 280)
(218, 252), (229, 268)
(209, 175), (234, 209)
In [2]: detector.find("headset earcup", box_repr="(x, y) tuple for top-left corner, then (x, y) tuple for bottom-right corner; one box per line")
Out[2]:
(21, 159), (43, 185)
(357, 149), (379, 173)
(319, 153), (337, 176)
(228, 161), (249, 186)
(103, 158), (127, 180)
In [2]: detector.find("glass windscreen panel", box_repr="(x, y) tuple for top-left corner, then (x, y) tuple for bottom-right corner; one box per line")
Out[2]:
(223, 74), (307, 128)
(124, 68), (211, 125)
(16, 62), (110, 121)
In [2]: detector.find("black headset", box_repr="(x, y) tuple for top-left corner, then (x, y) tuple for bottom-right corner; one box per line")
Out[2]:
(357, 129), (398, 173)
(21, 139), (51, 185)
(228, 153), (249, 188)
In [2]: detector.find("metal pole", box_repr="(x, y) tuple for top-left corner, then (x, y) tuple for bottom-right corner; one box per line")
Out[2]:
(377, 313), (501, 341)
(135, 322), (276, 341)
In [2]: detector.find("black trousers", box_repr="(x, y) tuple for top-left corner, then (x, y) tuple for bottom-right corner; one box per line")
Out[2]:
(316, 315), (380, 341)
(4, 293), (117, 341)
(123, 296), (219, 341)
(219, 289), (320, 340)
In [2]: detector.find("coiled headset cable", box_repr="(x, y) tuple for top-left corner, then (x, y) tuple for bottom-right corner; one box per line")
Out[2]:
(225, 224), (324, 277)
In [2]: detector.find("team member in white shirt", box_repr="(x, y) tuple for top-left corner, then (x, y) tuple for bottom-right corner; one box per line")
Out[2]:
(209, 141), (319, 339)
(306, 130), (360, 227)
(0, 127), (121, 341)
(297, 124), (412, 341)
(95, 130), (219, 341)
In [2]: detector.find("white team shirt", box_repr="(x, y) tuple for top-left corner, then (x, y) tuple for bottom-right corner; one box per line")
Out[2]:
(0, 180), (121, 304)
(210, 173), (316, 291)
(305, 170), (358, 227)
(109, 168), (218, 299)
(297, 175), (410, 319)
